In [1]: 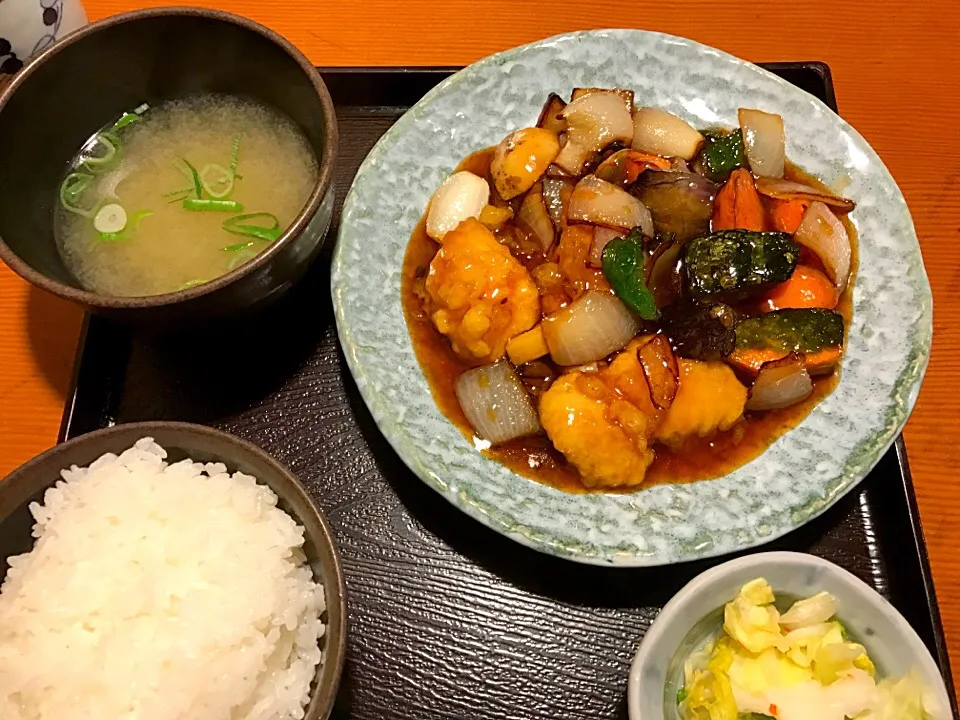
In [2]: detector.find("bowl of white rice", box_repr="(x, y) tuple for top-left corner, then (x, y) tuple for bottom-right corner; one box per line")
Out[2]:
(0, 422), (346, 720)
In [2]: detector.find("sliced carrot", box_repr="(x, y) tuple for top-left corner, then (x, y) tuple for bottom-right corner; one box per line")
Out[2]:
(728, 345), (842, 376)
(804, 347), (843, 375)
(624, 151), (672, 182)
(770, 198), (810, 233)
(728, 347), (782, 374)
(712, 168), (766, 231)
(761, 265), (839, 312)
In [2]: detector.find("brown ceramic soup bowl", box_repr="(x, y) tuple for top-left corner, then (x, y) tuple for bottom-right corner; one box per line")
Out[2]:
(0, 8), (338, 325)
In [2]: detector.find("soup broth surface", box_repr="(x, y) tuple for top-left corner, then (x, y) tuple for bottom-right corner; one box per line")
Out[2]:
(55, 94), (318, 296)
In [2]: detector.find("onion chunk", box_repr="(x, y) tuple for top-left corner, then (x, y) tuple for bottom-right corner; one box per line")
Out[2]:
(755, 177), (855, 214)
(542, 291), (640, 366)
(631, 107), (704, 160)
(426, 171), (489, 241)
(568, 175), (654, 236)
(739, 108), (785, 178)
(793, 201), (851, 292)
(746, 354), (813, 411)
(555, 92), (634, 174)
(455, 361), (541, 445)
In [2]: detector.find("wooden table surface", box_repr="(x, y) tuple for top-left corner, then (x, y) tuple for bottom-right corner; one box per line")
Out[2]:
(2, 0), (958, 690)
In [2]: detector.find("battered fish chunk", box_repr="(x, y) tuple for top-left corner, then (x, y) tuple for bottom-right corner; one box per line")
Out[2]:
(539, 340), (661, 489)
(425, 219), (540, 363)
(655, 359), (747, 445)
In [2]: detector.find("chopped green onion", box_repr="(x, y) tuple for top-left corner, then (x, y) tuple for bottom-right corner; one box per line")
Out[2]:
(226, 248), (257, 270)
(111, 112), (141, 131)
(182, 199), (244, 212)
(676, 688), (689, 705)
(81, 135), (118, 173)
(222, 240), (261, 253)
(96, 231), (129, 242)
(229, 132), (242, 176)
(130, 209), (153, 229)
(199, 163), (234, 199)
(59, 172), (101, 218)
(179, 158), (203, 199)
(177, 279), (204, 290)
(223, 212), (279, 232)
(222, 212), (282, 242)
(100, 131), (122, 147)
(94, 203), (128, 233)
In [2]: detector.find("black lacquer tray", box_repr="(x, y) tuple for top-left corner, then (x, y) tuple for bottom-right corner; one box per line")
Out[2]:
(59, 64), (957, 719)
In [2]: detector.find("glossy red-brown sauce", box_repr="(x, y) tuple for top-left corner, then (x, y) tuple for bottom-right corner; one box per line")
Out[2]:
(401, 148), (856, 494)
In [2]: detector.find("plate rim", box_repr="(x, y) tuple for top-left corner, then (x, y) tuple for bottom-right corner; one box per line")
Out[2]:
(331, 28), (933, 567)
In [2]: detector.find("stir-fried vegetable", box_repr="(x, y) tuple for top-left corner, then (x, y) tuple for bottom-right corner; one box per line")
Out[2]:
(631, 107), (704, 160)
(589, 227), (623, 268)
(712, 169), (766, 231)
(760, 265), (839, 311)
(663, 302), (737, 360)
(601, 229), (659, 320)
(455, 361), (542, 445)
(541, 177), (573, 228)
(516, 182), (556, 253)
(746, 353), (813, 411)
(730, 308), (844, 375)
(536, 93), (567, 134)
(542, 291), (640, 366)
(426, 171), (490, 241)
(594, 148), (671, 186)
(568, 175), (654, 234)
(698, 129), (745, 182)
(739, 108), (785, 178)
(683, 230), (800, 299)
(407, 85), (857, 493)
(755, 176), (855, 213)
(793, 201), (852, 292)
(645, 236), (684, 308)
(637, 334), (679, 409)
(633, 171), (716, 242)
(556, 92), (634, 174)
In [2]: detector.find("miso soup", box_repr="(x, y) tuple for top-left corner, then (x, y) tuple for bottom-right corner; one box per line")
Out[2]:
(54, 95), (318, 296)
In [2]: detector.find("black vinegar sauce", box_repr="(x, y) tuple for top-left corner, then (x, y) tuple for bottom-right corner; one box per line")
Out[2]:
(401, 148), (857, 494)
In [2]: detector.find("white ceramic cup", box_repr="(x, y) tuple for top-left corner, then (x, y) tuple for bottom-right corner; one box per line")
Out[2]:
(0, 0), (87, 77)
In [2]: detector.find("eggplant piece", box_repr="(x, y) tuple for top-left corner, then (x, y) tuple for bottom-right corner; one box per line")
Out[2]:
(683, 230), (800, 300)
(730, 308), (845, 375)
(633, 171), (717, 243)
(537, 93), (568, 134)
(662, 301), (737, 360)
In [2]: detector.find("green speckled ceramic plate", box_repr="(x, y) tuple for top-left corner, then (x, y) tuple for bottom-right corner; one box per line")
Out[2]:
(331, 30), (932, 566)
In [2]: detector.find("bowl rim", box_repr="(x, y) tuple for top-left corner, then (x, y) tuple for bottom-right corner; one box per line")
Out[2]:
(0, 420), (348, 720)
(0, 6), (339, 310)
(625, 551), (950, 720)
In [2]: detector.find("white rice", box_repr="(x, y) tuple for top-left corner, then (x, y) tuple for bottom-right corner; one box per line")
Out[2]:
(0, 438), (325, 720)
